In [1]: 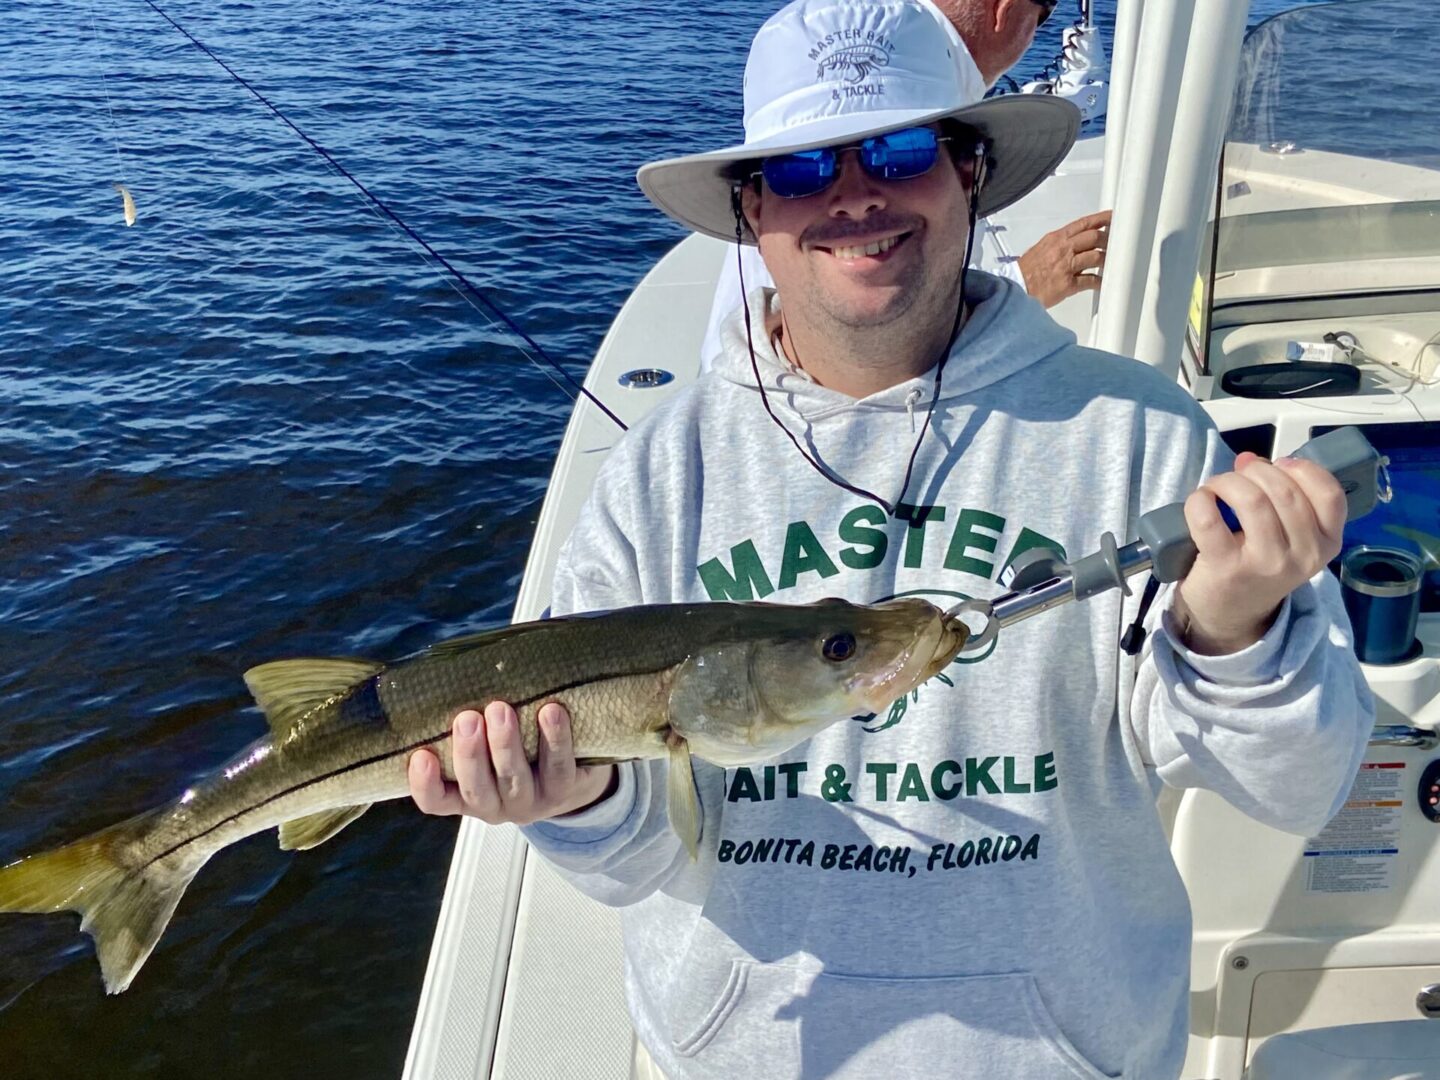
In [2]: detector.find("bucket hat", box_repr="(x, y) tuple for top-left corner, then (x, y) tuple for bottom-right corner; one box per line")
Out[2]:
(637, 0), (1080, 243)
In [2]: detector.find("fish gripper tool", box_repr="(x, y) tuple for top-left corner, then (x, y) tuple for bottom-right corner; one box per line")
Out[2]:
(948, 426), (1390, 652)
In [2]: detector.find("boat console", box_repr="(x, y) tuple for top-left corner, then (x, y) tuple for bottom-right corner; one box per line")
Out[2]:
(1176, 211), (1440, 1080)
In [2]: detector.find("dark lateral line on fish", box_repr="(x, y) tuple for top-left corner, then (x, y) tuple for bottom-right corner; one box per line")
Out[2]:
(146, 662), (677, 866)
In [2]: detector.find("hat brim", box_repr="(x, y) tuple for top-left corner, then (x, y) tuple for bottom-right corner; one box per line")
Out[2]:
(636, 95), (1081, 244)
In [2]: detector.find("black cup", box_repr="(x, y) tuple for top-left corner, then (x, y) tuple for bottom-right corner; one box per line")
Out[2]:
(1340, 546), (1423, 664)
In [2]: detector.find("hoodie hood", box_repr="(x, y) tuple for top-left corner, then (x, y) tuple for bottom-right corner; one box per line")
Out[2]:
(713, 271), (1078, 421)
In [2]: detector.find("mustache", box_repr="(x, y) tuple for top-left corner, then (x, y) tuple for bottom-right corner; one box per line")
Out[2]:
(802, 214), (921, 248)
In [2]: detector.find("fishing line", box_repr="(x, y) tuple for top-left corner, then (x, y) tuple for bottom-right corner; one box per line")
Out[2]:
(137, 0), (627, 432)
(85, 1), (128, 182)
(86, 5), (236, 267)
(304, 176), (581, 402)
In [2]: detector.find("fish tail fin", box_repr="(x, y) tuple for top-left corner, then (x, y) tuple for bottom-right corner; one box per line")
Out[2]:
(0, 811), (205, 994)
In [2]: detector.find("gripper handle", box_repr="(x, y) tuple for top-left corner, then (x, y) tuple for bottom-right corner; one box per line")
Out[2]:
(1137, 427), (1386, 584)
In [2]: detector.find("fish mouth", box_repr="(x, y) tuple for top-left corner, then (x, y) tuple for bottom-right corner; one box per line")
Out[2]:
(850, 608), (969, 710)
(925, 609), (970, 676)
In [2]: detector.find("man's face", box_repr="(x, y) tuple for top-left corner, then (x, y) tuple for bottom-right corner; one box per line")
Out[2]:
(742, 134), (976, 335)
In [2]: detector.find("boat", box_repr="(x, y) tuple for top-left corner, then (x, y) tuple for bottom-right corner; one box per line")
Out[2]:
(404, 2), (1440, 1076)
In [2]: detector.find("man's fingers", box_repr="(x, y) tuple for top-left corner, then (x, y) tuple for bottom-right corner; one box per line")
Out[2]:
(1201, 471), (1287, 557)
(408, 748), (465, 816)
(1277, 457), (1347, 555)
(1066, 209), (1112, 236)
(1235, 457), (1320, 554)
(485, 701), (536, 808)
(452, 708), (502, 817)
(1021, 214), (1113, 307)
(536, 702), (577, 798)
(1183, 487), (1243, 562)
(1069, 228), (1107, 254)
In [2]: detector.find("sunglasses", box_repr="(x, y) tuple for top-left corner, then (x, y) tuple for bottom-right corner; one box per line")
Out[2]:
(753, 126), (957, 200)
(1032, 0), (1059, 27)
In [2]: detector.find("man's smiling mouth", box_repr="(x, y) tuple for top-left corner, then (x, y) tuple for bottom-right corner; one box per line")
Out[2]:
(818, 232), (911, 261)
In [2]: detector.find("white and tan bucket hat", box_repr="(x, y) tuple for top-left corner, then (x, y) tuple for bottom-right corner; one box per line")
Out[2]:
(637, 0), (1080, 243)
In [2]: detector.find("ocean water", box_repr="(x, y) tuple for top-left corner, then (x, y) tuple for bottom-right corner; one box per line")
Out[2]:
(0, 1), (1408, 1076)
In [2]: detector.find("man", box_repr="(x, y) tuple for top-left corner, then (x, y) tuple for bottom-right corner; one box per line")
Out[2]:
(699, 0), (1110, 371)
(409, 1), (1373, 1076)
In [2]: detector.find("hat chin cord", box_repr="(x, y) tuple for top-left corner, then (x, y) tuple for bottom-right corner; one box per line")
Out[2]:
(733, 143), (986, 520)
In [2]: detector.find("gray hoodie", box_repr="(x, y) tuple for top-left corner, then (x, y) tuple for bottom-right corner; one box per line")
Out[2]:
(524, 273), (1373, 1080)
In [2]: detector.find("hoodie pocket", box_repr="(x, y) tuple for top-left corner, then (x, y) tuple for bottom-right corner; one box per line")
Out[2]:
(672, 963), (1120, 1080)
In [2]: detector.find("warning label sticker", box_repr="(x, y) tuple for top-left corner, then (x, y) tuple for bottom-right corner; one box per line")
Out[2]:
(1304, 762), (1405, 894)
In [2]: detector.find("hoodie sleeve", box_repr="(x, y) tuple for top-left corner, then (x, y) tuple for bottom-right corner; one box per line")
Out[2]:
(519, 475), (696, 907)
(1125, 424), (1375, 837)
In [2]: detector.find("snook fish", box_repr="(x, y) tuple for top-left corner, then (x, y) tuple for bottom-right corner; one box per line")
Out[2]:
(0, 597), (965, 994)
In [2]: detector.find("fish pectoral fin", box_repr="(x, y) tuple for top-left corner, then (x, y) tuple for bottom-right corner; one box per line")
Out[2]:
(278, 804), (373, 851)
(243, 658), (385, 739)
(665, 735), (701, 862)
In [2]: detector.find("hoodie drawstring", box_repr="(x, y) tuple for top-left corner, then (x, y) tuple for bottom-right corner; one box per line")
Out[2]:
(731, 169), (981, 519)
(905, 388), (923, 432)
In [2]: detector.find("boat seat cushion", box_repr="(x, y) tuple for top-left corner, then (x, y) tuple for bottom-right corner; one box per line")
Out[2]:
(1246, 1021), (1440, 1080)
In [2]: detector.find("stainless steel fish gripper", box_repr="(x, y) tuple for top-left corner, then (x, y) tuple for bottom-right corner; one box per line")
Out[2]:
(947, 531), (1137, 651)
(946, 426), (1387, 653)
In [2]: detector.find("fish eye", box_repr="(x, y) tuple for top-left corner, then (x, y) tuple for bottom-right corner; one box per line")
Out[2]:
(821, 632), (857, 663)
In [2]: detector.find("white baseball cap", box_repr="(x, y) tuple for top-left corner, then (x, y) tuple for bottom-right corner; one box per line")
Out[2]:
(637, 0), (1079, 244)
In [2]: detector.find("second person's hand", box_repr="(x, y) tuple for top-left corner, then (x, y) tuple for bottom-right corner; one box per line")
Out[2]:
(1017, 209), (1111, 308)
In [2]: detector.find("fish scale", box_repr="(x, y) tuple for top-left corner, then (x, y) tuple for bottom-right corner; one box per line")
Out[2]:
(376, 612), (692, 760)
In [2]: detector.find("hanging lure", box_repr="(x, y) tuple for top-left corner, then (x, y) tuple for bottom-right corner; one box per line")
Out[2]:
(112, 182), (137, 226)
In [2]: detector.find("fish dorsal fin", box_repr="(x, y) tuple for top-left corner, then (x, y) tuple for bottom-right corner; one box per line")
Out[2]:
(419, 608), (623, 660)
(419, 621), (555, 659)
(278, 805), (373, 851)
(243, 659), (384, 738)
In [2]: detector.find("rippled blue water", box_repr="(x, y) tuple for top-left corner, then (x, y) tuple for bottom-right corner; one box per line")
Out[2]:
(0, 0), (1397, 1075)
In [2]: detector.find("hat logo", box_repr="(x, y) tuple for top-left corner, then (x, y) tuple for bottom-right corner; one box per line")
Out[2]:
(817, 44), (892, 85)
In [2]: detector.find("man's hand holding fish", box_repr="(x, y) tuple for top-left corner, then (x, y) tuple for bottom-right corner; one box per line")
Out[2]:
(408, 702), (616, 823)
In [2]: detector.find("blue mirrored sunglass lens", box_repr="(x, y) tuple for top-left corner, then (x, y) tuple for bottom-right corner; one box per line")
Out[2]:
(761, 127), (941, 197)
(862, 128), (939, 179)
(763, 149), (836, 197)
